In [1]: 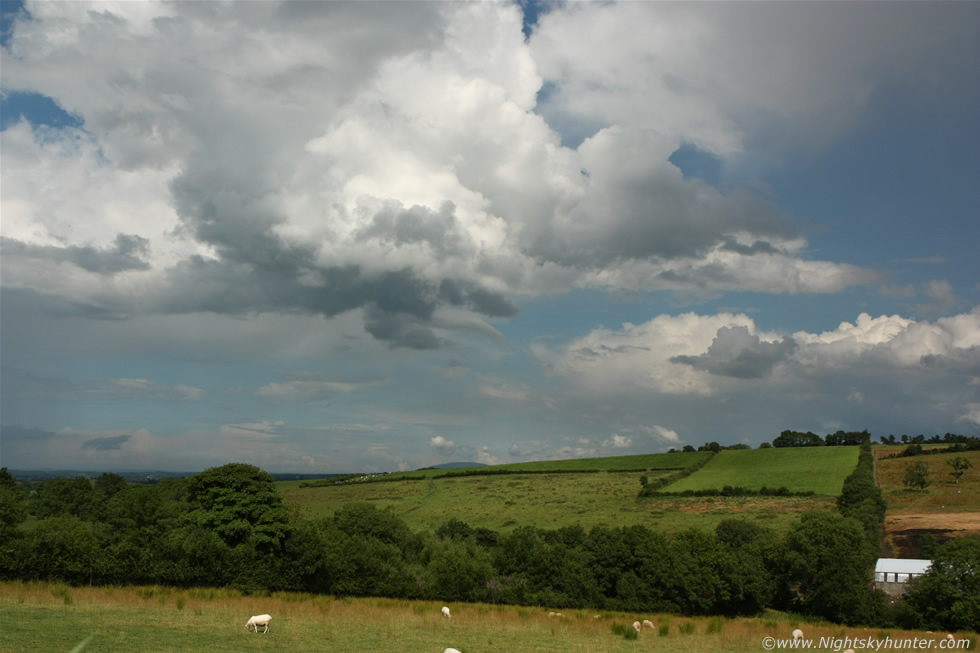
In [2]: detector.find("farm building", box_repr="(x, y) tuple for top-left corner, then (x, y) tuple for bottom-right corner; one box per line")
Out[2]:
(874, 558), (932, 599)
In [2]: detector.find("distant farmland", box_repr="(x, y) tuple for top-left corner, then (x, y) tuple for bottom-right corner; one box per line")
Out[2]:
(379, 450), (711, 480)
(280, 449), (843, 535)
(664, 447), (860, 495)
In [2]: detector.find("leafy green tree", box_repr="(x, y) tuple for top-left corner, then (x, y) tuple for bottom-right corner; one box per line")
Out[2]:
(904, 461), (933, 492)
(716, 519), (764, 549)
(0, 485), (28, 578)
(425, 537), (495, 603)
(436, 517), (475, 542)
(183, 463), (290, 551)
(26, 514), (100, 584)
(333, 502), (420, 561)
(0, 468), (20, 493)
(773, 430), (823, 448)
(901, 536), (980, 631)
(33, 476), (95, 520)
(666, 529), (735, 615)
(947, 456), (972, 484)
(784, 511), (880, 625)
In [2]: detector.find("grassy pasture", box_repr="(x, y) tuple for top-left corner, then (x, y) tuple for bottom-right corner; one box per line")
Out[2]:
(284, 470), (682, 533)
(874, 448), (980, 513)
(873, 447), (980, 554)
(665, 447), (859, 495)
(3, 581), (973, 653)
(283, 452), (839, 536)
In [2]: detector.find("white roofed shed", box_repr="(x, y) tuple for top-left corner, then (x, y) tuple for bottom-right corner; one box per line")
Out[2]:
(874, 558), (931, 584)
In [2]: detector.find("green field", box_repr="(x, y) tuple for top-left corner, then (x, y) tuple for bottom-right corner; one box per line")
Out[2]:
(284, 470), (680, 533)
(354, 451), (712, 483)
(664, 447), (860, 495)
(281, 449), (846, 535)
(4, 582), (972, 653)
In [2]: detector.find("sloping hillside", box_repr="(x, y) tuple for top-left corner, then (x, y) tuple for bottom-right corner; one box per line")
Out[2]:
(874, 446), (980, 556)
(281, 449), (841, 535)
(664, 447), (860, 495)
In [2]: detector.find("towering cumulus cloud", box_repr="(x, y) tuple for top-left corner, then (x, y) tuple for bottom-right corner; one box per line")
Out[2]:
(0, 1), (882, 348)
(1, 1), (976, 471)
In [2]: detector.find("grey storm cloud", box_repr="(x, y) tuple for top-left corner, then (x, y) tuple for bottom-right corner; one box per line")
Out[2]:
(0, 423), (58, 441)
(81, 434), (132, 450)
(670, 325), (798, 378)
(0, 234), (151, 275)
(162, 175), (517, 348)
(355, 201), (469, 258)
(522, 131), (800, 268)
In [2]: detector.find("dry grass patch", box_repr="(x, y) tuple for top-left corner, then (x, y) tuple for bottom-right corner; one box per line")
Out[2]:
(4, 582), (974, 653)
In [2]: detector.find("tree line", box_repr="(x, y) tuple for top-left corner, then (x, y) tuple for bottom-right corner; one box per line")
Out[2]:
(0, 453), (976, 632)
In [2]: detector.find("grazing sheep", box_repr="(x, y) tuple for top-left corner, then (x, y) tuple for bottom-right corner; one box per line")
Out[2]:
(245, 614), (272, 633)
(792, 629), (804, 641)
(632, 621), (642, 632)
(444, 649), (462, 653)
(844, 649), (856, 653)
(441, 606), (451, 619)
(947, 634), (956, 642)
(642, 620), (654, 629)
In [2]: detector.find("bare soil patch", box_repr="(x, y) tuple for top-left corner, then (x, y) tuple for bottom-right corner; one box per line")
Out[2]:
(884, 511), (980, 557)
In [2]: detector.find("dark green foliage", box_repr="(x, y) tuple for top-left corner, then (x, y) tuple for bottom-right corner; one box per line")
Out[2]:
(3, 451), (968, 629)
(0, 468), (20, 493)
(32, 476), (96, 520)
(26, 515), (100, 584)
(333, 502), (414, 549)
(784, 511), (883, 625)
(901, 536), (980, 632)
(183, 463), (290, 552)
(0, 484), (28, 579)
(837, 440), (886, 523)
(881, 435), (980, 459)
(824, 430), (871, 446)
(646, 485), (814, 498)
(716, 519), (764, 549)
(772, 430), (823, 448)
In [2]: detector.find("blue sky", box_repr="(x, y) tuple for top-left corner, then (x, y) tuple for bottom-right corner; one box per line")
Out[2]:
(1, 1), (978, 473)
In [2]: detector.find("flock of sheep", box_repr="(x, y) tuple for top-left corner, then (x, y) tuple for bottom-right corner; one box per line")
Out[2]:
(244, 610), (961, 651)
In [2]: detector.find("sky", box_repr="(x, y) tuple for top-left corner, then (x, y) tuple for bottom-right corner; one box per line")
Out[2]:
(1, 0), (978, 473)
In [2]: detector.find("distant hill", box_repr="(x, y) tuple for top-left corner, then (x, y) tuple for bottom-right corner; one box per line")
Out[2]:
(8, 469), (343, 483)
(426, 462), (487, 469)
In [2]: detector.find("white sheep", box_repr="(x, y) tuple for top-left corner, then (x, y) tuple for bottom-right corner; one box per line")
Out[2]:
(946, 634), (956, 642)
(444, 649), (462, 653)
(632, 621), (642, 632)
(792, 628), (803, 641)
(441, 606), (451, 619)
(245, 614), (272, 633)
(642, 619), (654, 629)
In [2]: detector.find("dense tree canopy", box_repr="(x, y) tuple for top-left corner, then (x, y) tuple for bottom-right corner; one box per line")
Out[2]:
(0, 452), (969, 630)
